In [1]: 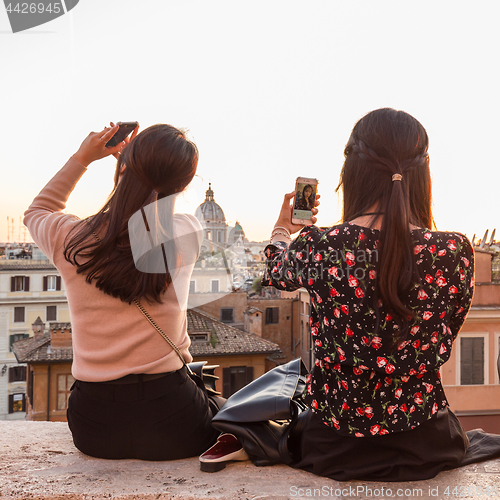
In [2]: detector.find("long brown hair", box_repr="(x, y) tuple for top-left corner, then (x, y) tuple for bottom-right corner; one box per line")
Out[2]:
(337, 108), (433, 338)
(64, 124), (198, 303)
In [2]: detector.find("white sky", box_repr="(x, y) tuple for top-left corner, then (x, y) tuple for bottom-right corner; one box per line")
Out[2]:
(1, 0), (499, 244)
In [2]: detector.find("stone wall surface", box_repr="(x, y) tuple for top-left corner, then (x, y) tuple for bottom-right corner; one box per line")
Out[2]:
(1, 421), (499, 500)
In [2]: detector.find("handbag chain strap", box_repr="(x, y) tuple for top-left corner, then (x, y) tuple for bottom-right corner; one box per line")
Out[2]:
(90, 227), (187, 367)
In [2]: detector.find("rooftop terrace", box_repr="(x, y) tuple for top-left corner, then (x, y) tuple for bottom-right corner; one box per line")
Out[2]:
(1, 421), (499, 500)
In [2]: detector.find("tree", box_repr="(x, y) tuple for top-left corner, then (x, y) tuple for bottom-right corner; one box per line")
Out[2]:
(251, 276), (262, 295)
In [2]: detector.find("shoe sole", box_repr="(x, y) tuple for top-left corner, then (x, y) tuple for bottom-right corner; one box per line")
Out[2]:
(200, 461), (226, 473)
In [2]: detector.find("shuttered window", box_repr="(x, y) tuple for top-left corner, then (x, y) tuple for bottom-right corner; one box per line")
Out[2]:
(43, 275), (61, 291)
(8, 394), (25, 413)
(461, 337), (484, 385)
(11, 276), (29, 292)
(265, 307), (279, 324)
(220, 308), (234, 323)
(9, 366), (27, 382)
(9, 333), (29, 350)
(46, 306), (57, 322)
(222, 366), (254, 398)
(14, 307), (25, 323)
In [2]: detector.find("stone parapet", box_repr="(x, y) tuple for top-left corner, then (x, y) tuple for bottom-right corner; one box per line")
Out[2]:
(1, 421), (499, 500)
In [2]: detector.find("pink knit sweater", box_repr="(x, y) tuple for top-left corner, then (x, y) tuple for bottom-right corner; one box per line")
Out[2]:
(24, 157), (200, 382)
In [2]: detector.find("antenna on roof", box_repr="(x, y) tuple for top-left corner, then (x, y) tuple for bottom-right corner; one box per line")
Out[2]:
(489, 229), (496, 246)
(480, 229), (489, 249)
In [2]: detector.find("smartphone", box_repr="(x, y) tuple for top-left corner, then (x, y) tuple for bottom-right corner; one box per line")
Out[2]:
(292, 176), (318, 225)
(105, 121), (138, 147)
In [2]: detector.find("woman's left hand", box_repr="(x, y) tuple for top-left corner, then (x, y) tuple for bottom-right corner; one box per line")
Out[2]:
(274, 191), (320, 235)
(72, 125), (125, 167)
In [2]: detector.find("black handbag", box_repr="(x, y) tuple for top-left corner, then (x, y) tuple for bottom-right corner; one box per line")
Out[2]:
(211, 358), (309, 466)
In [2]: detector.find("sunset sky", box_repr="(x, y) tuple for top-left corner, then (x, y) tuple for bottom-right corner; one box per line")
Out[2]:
(1, 1), (499, 244)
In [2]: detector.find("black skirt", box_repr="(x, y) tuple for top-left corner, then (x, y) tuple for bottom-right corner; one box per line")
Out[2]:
(291, 408), (500, 481)
(67, 366), (220, 460)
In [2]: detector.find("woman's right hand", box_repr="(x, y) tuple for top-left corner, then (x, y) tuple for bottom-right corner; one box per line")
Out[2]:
(72, 125), (125, 167)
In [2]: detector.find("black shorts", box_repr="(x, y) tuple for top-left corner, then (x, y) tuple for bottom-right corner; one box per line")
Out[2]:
(67, 366), (220, 460)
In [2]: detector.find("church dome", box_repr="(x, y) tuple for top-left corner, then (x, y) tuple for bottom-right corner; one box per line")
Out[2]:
(195, 183), (226, 224)
(228, 221), (246, 245)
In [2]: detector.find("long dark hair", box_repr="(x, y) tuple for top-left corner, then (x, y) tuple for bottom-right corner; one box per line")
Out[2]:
(64, 124), (198, 304)
(337, 108), (433, 340)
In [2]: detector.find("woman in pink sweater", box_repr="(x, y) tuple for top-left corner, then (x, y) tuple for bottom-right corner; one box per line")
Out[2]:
(24, 124), (220, 460)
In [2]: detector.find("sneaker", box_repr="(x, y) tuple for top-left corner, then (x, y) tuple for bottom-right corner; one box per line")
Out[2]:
(199, 433), (249, 472)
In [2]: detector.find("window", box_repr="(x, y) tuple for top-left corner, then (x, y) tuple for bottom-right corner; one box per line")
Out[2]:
(46, 305), (57, 322)
(220, 308), (234, 323)
(57, 374), (75, 410)
(461, 337), (484, 385)
(189, 280), (196, 294)
(43, 275), (61, 291)
(14, 307), (25, 323)
(8, 394), (25, 413)
(265, 307), (279, 324)
(222, 366), (254, 398)
(10, 276), (29, 292)
(9, 366), (27, 382)
(211, 280), (220, 293)
(10, 333), (29, 351)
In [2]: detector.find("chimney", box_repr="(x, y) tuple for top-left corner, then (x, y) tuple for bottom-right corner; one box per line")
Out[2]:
(50, 323), (72, 349)
(32, 317), (45, 339)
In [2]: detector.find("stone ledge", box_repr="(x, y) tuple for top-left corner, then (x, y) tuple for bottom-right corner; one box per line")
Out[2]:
(1, 422), (499, 500)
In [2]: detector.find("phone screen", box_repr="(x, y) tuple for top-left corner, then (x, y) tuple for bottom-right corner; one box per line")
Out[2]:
(293, 181), (317, 222)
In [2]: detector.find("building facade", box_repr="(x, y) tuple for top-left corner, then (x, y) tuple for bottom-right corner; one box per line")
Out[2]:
(0, 254), (69, 420)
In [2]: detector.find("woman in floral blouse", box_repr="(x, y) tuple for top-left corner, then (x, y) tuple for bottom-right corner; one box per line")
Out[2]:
(262, 108), (498, 481)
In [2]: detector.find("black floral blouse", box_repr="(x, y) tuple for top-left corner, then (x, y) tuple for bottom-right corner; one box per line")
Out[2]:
(263, 223), (474, 437)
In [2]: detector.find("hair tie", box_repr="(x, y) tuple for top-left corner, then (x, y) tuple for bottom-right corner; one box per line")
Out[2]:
(392, 173), (402, 182)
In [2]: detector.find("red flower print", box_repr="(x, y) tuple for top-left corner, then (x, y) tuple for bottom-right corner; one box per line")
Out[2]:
(329, 228), (339, 236)
(414, 244), (426, 255)
(379, 429), (389, 435)
(315, 339), (322, 347)
(337, 346), (345, 356)
(296, 252), (303, 260)
(355, 432), (364, 438)
(385, 313), (393, 321)
(369, 269), (376, 279)
(334, 308), (340, 318)
(414, 392), (423, 405)
(377, 357), (387, 367)
(323, 317), (329, 326)
(298, 276), (303, 285)
(395, 388), (403, 399)
(440, 311), (446, 319)
(341, 305), (349, 315)
(353, 367), (363, 375)
(425, 274), (433, 283)
(333, 421), (340, 430)
(328, 266), (339, 277)
(348, 275), (359, 287)
(409, 369), (417, 375)
(410, 327), (419, 337)
(346, 327), (354, 337)
(355, 287), (364, 298)
(324, 356), (332, 363)
(412, 339), (421, 348)
(371, 337), (382, 349)
(388, 404), (398, 415)
(311, 326), (318, 336)
(324, 384), (329, 394)
(430, 332), (439, 344)
(308, 278), (314, 286)
(439, 343), (447, 354)
(400, 404), (408, 412)
(422, 311), (433, 321)
(333, 363), (340, 371)
(385, 364), (395, 374)
(424, 232), (431, 240)
(364, 406), (374, 419)
(356, 407), (365, 416)
(374, 381), (382, 391)
(418, 363), (426, 373)
(438, 249), (446, 256)
(370, 425), (380, 435)
(421, 343), (430, 351)
(423, 382), (433, 393)
(401, 375), (410, 383)
(449, 286), (458, 294)
(362, 336), (371, 346)
(341, 380), (349, 390)
(436, 269), (443, 277)
(459, 269), (465, 281)
(447, 239), (457, 251)
(314, 253), (322, 261)
(330, 288), (340, 297)
(312, 400), (318, 409)
(428, 245), (436, 254)
(307, 385), (313, 395)
(342, 402), (349, 410)
(345, 252), (355, 266)
(280, 281), (286, 287)
(410, 405), (415, 413)
(315, 293), (323, 304)
(461, 257), (469, 267)
(432, 402), (438, 414)
(417, 289), (428, 300)
(436, 276), (447, 287)
(287, 270), (293, 279)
